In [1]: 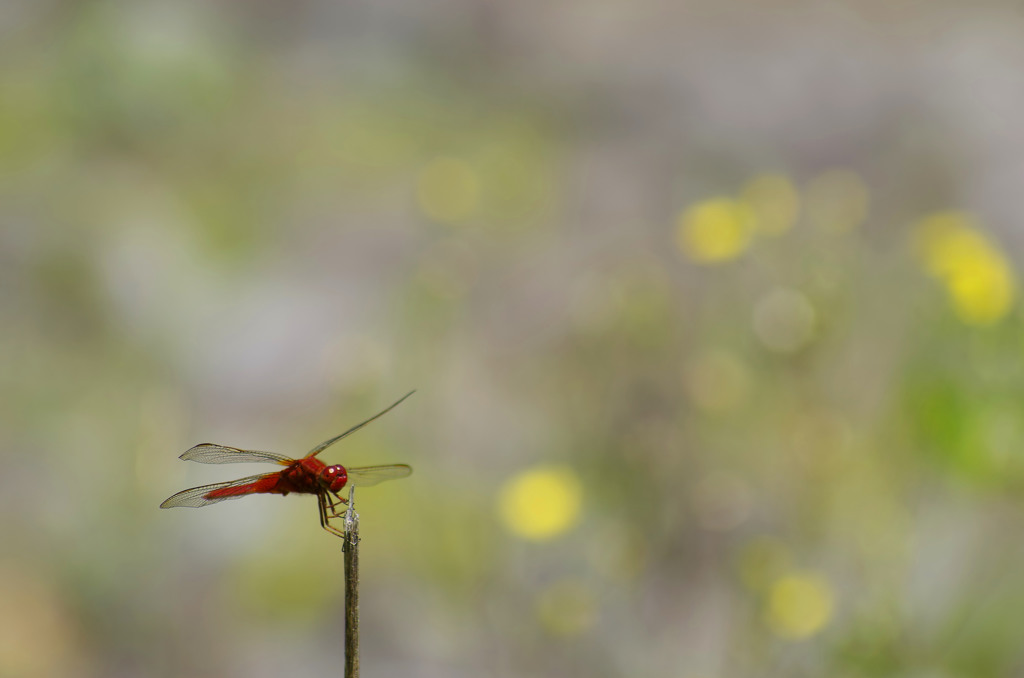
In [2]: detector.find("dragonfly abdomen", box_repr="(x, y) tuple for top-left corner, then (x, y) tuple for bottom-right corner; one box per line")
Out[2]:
(204, 474), (281, 500)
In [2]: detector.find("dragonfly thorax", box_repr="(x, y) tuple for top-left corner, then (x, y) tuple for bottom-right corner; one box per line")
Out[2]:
(319, 464), (348, 493)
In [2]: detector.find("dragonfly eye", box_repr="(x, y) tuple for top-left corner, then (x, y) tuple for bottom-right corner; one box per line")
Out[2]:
(321, 465), (348, 493)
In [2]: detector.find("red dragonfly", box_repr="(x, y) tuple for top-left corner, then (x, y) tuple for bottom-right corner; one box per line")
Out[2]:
(160, 392), (414, 538)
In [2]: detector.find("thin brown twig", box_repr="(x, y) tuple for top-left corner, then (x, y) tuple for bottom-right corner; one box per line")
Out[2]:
(343, 486), (360, 678)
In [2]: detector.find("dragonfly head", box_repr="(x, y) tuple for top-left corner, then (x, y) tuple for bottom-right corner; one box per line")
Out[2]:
(320, 464), (348, 493)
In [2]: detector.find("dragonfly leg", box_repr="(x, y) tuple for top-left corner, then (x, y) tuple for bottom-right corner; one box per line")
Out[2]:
(325, 491), (348, 519)
(318, 493), (347, 539)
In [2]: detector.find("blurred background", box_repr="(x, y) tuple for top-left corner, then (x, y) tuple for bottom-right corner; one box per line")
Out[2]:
(5, 0), (1024, 676)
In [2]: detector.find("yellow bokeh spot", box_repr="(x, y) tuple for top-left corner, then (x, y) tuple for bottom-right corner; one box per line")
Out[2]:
(804, 169), (869, 232)
(743, 173), (800, 236)
(676, 197), (756, 263)
(913, 212), (1015, 326)
(536, 579), (598, 636)
(766, 573), (835, 640)
(499, 466), (583, 540)
(416, 157), (481, 224)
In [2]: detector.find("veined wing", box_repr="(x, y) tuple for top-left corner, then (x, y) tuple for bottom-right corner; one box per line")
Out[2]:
(346, 464), (412, 487)
(306, 391), (415, 458)
(159, 473), (280, 508)
(180, 444), (293, 465)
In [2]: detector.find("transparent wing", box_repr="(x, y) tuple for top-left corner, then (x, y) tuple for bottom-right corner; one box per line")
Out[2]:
(180, 444), (293, 466)
(346, 464), (413, 487)
(159, 473), (279, 508)
(306, 391), (416, 458)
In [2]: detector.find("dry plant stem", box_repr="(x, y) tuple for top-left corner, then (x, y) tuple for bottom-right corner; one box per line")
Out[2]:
(344, 486), (360, 678)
